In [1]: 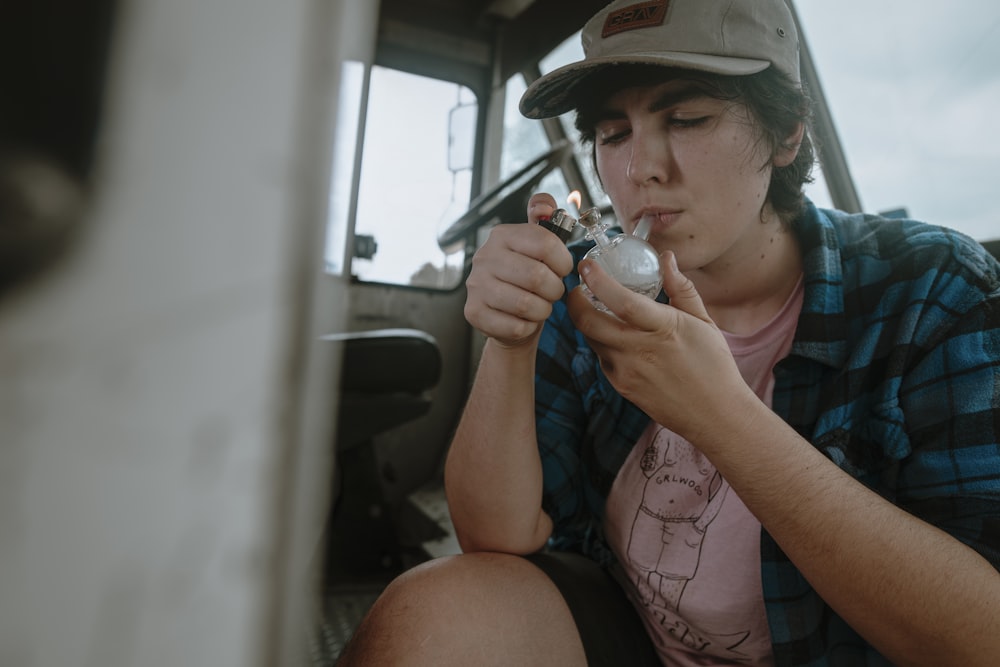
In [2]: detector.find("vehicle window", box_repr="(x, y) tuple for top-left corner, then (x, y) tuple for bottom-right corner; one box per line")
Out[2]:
(797, 1), (1000, 241)
(349, 66), (474, 288)
(540, 34), (612, 215)
(501, 33), (611, 221)
(500, 75), (549, 179)
(501, 75), (572, 211)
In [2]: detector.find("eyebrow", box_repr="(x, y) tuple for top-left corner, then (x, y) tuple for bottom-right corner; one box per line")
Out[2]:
(648, 85), (709, 113)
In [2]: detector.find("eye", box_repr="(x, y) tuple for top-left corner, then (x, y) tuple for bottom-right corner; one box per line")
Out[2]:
(668, 115), (709, 129)
(595, 120), (631, 146)
(598, 129), (631, 146)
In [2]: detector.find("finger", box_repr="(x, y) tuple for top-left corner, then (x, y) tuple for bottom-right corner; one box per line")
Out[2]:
(566, 283), (623, 346)
(527, 192), (558, 224)
(465, 263), (555, 346)
(498, 223), (574, 278)
(492, 253), (567, 305)
(478, 277), (556, 324)
(465, 300), (544, 348)
(659, 251), (712, 324)
(578, 257), (659, 329)
(471, 233), (567, 302)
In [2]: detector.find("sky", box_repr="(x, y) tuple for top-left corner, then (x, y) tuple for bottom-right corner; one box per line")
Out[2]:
(338, 1), (1000, 285)
(794, 0), (1000, 240)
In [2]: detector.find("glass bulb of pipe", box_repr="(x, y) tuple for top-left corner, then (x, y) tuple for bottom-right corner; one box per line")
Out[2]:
(579, 208), (662, 312)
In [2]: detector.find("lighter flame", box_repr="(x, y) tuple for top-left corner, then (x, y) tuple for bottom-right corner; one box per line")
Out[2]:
(567, 190), (582, 211)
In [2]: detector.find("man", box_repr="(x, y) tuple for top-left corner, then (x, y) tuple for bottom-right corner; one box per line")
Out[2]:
(339, 1), (1000, 664)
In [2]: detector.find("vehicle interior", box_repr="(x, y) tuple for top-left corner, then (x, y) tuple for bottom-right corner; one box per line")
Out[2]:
(312, 0), (999, 662)
(4, 0), (997, 665)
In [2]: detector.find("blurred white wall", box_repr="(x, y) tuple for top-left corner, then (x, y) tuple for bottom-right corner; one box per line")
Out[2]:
(0, 0), (366, 664)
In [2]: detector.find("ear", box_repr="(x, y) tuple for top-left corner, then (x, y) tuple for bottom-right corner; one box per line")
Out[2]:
(773, 122), (805, 168)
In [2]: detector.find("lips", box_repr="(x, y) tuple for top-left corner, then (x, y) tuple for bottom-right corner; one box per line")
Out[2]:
(632, 208), (682, 231)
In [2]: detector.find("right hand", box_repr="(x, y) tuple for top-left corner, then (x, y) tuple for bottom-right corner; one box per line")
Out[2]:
(568, 251), (750, 446)
(463, 193), (574, 348)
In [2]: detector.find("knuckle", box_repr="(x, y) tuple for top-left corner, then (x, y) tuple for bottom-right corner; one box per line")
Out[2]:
(574, 310), (598, 337)
(613, 365), (644, 401)
(526, 262), (553, 295)
(617, 296), (642, 320)
(510, 290), (535, 319)
(463, 300), (480, 325)
(678, 277), (699, 298)
(510, 319), (535, 342)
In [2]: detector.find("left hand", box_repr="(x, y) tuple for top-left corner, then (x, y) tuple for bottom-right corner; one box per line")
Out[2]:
(567, 251), (756, 443)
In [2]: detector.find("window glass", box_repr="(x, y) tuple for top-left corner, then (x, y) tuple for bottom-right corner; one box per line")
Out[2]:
(538, 37), (611, 217)
(501, 75), (572, 212)
(500, 75), (550, 179)
(500, 32), (612, 220)
(796, 1), (1000, 241)
(351, 67), (474, 288)
(540, 33), (611, 211)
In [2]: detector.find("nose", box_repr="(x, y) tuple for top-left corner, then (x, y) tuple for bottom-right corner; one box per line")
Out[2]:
(626, 132), (671, 186)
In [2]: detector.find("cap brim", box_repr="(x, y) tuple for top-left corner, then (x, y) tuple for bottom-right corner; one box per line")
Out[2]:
(519, 53), (770, 119)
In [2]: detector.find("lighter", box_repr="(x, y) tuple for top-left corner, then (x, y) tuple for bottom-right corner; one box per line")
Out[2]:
(537, 208), (577, 243)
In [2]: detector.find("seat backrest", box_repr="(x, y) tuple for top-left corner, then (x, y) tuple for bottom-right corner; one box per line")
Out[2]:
(325, 328), (441, 451)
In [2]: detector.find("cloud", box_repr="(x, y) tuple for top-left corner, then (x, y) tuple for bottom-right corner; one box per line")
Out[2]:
(798, 0), (1000, 239)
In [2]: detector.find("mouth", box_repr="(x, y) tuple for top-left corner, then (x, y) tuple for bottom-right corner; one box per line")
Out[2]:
(632, 208), (682, 237)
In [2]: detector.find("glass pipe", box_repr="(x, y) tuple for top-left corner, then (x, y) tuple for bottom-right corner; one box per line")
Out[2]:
(578, 207), (662, 312)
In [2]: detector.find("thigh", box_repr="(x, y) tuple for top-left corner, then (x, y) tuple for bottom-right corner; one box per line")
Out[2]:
(526, 551), (661, 667)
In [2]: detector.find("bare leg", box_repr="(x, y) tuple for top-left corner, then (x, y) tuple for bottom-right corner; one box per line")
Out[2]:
(337, 551), (588, 666)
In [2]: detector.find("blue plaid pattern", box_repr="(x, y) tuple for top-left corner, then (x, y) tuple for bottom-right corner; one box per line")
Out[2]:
(533, 200), (1000, 665)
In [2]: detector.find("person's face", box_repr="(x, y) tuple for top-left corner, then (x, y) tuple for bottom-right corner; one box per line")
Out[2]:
(593, 77), (787, 273)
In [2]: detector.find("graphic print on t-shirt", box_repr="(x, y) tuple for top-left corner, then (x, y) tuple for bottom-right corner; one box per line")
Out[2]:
(620, 427), (757, 660)
(630, 430), (729, 611)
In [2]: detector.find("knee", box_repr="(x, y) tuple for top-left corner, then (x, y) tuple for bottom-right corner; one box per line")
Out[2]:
(363, 554), (475, 627)
(336, 554), (489, 664)
(337, 552), (562, 665)
(350, 552), (508, 634)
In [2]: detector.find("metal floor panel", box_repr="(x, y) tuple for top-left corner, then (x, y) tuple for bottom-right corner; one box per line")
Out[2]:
(312, 482), (460, 664)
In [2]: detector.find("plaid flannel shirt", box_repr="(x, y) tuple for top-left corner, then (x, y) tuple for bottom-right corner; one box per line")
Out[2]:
(534, 200), (1000, 665)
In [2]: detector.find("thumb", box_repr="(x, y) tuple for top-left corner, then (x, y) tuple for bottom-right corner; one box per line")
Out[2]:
(527, 193), (557, 224)
(661, 251), (712, 324)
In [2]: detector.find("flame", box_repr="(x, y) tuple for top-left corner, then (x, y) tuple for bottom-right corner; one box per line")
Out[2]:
(567, 190), (582, 211)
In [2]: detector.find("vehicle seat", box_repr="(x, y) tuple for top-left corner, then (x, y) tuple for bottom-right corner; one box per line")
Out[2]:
(325, 328), (442, 578)
(333, 328), (441, 451)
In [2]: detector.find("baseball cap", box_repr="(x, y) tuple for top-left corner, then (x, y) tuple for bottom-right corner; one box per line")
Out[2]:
(519, 0), (801, 119)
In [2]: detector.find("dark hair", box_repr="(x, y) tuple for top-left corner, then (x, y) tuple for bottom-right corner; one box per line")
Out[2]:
(573, 65), (815, 226)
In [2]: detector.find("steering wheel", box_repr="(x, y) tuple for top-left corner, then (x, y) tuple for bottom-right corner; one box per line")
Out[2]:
(437, 140), (573, 249)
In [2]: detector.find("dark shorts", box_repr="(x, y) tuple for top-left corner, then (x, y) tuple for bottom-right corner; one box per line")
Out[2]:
(526, 551), (661, 667)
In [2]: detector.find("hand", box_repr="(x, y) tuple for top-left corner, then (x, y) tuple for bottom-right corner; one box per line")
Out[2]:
(463, 193), (574, 348)
(567, 251), (756, 443)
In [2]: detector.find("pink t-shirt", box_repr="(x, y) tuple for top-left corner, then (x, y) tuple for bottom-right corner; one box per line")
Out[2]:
(604, 275), (803, 666)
